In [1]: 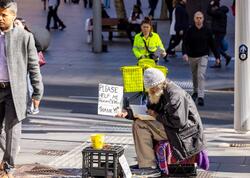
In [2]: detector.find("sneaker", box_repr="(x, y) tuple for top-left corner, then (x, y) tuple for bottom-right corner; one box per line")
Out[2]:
(210, 63), (221, 68)
(59, 25), (66, 30)
(32, 107), (40, 115)
(225, 56), (231, 66)
(191, 93), (198, 102)
(45, 26), (50, 31)
(131, 167), (161, 177)
(198, 97), (204, 106)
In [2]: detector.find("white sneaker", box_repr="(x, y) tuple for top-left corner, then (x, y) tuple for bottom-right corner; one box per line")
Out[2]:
(31, 108), (39, 115)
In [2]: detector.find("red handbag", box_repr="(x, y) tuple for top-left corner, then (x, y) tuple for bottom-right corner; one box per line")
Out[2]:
(38, 51), (46, 67)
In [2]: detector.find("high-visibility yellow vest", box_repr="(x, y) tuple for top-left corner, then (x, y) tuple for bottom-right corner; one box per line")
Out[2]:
(132, 32), (165, 59)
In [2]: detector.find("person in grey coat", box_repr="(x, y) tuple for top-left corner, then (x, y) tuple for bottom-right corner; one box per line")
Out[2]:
(117, 68), (206, 176)
(0, 1), (43, 176)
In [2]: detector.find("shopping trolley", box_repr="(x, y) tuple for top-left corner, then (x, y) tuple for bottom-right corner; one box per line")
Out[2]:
(120, 59), (168, 105)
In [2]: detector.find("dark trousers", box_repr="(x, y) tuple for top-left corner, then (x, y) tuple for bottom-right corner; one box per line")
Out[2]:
(126, 24), (141, 43)
(83, 0), (92, 8)
(0, 87), (21, 169)
(214, 32), (230, 59)
(165, 0), (173, 21)
(148, 0), (159, 18)
(46, 6), (64, 28)
(166, 34), (184, 54)
(136, 0), (141, 7)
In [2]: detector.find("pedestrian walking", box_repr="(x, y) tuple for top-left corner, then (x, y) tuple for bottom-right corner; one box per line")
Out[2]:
(116, 68), (207, 177)
(207, 0), (231, 68)
(0, 1), (43, 177)
(133, 17), (166, 63)
(183, 11), (220, 106)
(46, 0), (66, 31)
(164, 0), (189, 62)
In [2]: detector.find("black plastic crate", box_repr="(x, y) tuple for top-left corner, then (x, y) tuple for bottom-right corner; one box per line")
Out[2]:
(82, 145), (124, 178)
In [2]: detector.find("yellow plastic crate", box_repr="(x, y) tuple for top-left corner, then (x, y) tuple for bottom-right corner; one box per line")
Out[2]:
(154, 65), (168, 77)
(121, 66), (144, 92)
(137, 59), (156, 69)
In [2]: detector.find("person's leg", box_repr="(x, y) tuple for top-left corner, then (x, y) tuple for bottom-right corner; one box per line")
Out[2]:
(52, 7), (59, 28)
(165, 0), (173, 21)
(148, 0), (153, 8)
(89, 0), (93, 8)
(134, 24), (141, 34)
(83, 0), (87, 8)
(197, 56), (208, 105)
(2, 89), (21, 175)
(46, 6), (53, 30)
(149, 0), (159, 18)
(0, 100), (6, 153)
(132, 119), (168, 168)
(166, 34), (182, 54)
(215, 33), (222, 63)
(136, 0), (142, 7)
(126, 24), (135, 43)
(53, 8), (66, 29)
(189, 57), (199, 100)
(218, 33), (231, 65)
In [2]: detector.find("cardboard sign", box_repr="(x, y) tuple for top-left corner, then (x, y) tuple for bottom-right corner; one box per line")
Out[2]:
(119, 154), (132, 178)
(98, 83), (123, 116)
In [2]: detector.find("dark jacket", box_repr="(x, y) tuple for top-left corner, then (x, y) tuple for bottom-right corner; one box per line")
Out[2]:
(183, 25), (220, 58)
(174, 3), (189, 34)
(207, 5), (229, 34)
(147, 82), (206, 161)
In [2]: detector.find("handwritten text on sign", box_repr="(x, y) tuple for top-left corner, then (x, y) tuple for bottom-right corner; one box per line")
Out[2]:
(98, 83), (123, 116)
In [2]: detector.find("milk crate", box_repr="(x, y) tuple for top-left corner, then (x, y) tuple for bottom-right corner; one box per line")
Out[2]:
(82, 145), (124, 178)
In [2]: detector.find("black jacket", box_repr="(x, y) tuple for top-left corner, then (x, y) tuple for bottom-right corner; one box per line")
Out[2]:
(174, 3), (189, 33)
(183, 25), (220, 58)
(148, 82), (206, 161)
(207, 5), (229, 34)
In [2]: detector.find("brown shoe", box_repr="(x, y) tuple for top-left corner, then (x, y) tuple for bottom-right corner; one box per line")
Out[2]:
(1, 172), (14, 178)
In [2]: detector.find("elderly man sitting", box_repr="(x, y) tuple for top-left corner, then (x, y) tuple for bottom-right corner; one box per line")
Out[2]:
(117, 68), (206, 176)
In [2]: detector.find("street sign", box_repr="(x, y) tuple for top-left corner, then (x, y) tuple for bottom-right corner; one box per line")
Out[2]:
(239, 44), (248, 61)
(98, 83), (123, 116)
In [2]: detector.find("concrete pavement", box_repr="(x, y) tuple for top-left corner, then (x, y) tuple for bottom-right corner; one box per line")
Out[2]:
(3, 0), (250, 177)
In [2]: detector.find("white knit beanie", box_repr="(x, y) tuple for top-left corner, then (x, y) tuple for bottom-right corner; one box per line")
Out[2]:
(144, 68), (166, 89)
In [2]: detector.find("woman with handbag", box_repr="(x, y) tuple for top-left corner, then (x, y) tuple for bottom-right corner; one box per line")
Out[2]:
(14, 18), (45, 114)
(132, 17), (166, 64)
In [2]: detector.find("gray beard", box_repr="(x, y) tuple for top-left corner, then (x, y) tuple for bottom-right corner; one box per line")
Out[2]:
(148, 89), (163, 104)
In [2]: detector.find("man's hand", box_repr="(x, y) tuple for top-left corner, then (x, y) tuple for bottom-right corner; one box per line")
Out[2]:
(115, 111), (128, 118)
(32, 99), (40, 109)
(210, 0), (214, 5)
(183, 54), (189, 62)
(179, 30), (184, 36)
(160, 51), (167, 58)
(147, 109), (158, 118)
